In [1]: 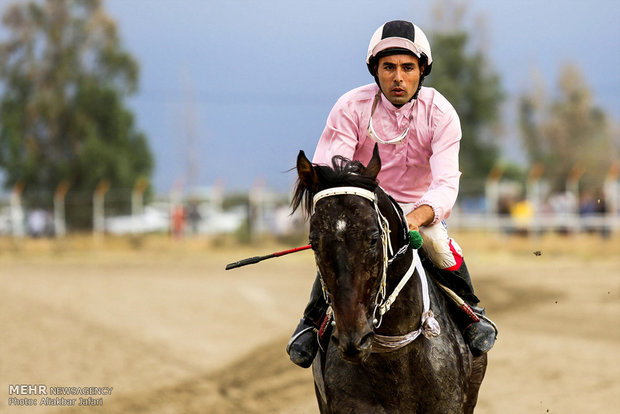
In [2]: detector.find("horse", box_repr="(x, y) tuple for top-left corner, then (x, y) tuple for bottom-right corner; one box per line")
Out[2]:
(291, 145), (487, 414)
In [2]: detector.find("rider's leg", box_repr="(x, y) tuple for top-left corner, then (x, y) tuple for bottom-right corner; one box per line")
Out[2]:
(419, 222), (497, 356)
(286, 273), (328, 368)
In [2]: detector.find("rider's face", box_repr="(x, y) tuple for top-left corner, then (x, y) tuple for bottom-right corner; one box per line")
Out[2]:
(376, 54), (423, 106)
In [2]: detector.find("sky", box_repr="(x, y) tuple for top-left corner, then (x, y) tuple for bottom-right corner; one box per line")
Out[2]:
(2, 0), (620, 195)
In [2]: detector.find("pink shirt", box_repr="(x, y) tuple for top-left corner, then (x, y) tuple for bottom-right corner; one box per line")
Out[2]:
(312, 84), (462, 224)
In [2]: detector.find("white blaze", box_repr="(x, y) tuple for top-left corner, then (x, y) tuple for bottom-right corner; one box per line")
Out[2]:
(336, 219), (347, 233)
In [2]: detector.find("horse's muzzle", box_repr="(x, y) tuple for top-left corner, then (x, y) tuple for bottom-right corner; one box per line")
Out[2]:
(331, 327), (374, 364)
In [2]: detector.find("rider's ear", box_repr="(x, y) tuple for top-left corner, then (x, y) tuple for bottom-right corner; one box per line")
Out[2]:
(297, 150), (319, 191)
(364, 144), (381, 180)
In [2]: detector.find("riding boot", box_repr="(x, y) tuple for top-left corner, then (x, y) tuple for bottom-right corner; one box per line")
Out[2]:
(286, 273), (328, 368)
(433, 260), (498, 356)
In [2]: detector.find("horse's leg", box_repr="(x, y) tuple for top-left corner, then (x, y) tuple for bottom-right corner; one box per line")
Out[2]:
(463, 353), (488, 414)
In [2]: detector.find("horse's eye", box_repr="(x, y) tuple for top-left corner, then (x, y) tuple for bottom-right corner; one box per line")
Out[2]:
(369, 232), (380, 247)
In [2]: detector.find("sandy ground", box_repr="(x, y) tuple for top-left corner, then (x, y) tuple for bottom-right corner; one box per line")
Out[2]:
(1, 232), (619, 413)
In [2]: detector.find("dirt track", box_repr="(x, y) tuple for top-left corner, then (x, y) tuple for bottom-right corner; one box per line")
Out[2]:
(1, 233), (619, 413)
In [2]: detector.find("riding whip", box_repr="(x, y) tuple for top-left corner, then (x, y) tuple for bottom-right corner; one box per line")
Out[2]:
(225, 245), (312, 270)
(224, 231), (422, 270)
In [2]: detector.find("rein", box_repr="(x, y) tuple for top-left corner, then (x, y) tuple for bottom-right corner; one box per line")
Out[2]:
(312, 186), (440, 353)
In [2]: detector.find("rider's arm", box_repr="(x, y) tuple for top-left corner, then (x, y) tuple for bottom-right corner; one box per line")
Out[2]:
(312, 109), (357, 165)
(412, 107), (462, 225)
(312, 92), (365, 165)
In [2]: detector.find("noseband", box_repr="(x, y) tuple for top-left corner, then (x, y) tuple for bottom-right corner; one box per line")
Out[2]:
(312, 186), (440, 352)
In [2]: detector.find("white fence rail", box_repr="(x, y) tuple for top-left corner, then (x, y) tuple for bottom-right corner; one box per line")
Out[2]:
(1, 186), (619, 238)
(449, 212), (620, 234)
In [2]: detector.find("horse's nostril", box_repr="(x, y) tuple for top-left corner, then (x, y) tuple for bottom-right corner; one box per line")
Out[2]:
(360, 331), (374, 350)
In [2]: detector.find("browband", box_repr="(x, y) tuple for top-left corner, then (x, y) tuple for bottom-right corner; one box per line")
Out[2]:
(312, 186), (376, 209)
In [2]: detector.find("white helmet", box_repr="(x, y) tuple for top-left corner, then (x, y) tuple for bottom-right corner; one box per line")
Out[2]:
(366, 20), (433, 77)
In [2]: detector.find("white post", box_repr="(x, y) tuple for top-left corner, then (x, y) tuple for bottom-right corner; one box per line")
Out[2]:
(170, 178), (185, 239)
(604, 162), (620, 233)
(10, 182), (25, 238)
(566, 163), (585, 232)
(54, 181), (70, 237)
(485, 167), (503, 214)
(93, 180), (110, 239)
(132, 178), (147, 234)
(249, 178), (266, 237)
(212, 178), (224, 211)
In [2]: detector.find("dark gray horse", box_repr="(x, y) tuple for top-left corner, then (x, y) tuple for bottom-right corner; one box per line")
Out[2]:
(292, 145), (487, 413)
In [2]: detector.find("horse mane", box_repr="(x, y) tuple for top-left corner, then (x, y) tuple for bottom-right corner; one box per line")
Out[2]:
(291, 155), (379, 217)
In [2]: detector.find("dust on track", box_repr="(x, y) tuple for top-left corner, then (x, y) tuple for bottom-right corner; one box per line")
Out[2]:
(82, 337), (312, 414)
(1, 234), (619, 413)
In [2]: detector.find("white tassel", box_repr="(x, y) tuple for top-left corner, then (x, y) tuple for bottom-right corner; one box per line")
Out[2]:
(421, 310), (440, 338)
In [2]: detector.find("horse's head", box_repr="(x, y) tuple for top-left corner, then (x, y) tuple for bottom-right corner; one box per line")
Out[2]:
(293, 146), (390, 363)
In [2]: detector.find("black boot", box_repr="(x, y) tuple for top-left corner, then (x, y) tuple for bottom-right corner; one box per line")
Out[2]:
(433, 260), (498, 356)
(462, 305), (498, 356)
(286, 274), (328, 368)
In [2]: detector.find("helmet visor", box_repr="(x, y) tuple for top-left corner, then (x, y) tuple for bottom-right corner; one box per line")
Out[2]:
(371, 37), (424, 61)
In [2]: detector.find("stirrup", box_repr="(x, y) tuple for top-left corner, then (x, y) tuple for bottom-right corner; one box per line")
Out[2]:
(463, 307), (498, 356)
(286, 325), (315, 354)
(474, 309), (499, 335)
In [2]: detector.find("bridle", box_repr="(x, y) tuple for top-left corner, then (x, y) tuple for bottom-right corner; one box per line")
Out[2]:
(312, 186), (440, 353)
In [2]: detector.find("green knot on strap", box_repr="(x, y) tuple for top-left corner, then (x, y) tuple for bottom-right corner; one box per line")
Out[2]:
(409, 230), (423, 250)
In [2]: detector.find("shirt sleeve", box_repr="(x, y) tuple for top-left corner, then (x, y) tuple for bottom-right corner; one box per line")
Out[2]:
(413, 108), (462, 224)
(312, 98), (359, 165)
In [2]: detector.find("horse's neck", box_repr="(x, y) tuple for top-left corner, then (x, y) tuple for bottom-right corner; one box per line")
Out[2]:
(376, 247), (423, 335)
(374, 192), (429, 334)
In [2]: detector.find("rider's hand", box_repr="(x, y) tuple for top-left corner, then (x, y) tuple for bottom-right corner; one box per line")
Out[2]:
(405, 205), (435, 232)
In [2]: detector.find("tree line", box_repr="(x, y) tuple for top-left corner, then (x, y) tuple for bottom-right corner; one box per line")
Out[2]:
(0, 0), (617, 229)
(0, 0), (152, 228)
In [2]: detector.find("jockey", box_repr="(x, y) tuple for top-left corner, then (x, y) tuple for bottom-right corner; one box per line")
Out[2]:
(287, 20), (497, 368)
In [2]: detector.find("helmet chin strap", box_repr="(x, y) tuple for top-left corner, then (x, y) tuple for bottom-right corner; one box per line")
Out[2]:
(412, 75), (426, 100)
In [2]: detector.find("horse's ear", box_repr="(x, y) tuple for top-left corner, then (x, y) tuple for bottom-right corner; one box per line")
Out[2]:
(364, 144), (381, 180)
(296, 150), (319, 191)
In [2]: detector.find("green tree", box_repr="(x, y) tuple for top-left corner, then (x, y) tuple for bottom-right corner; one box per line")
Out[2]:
(518, 64), (618, 193)
(0, 0), (152, 227)
(426, 3), (504, 195)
